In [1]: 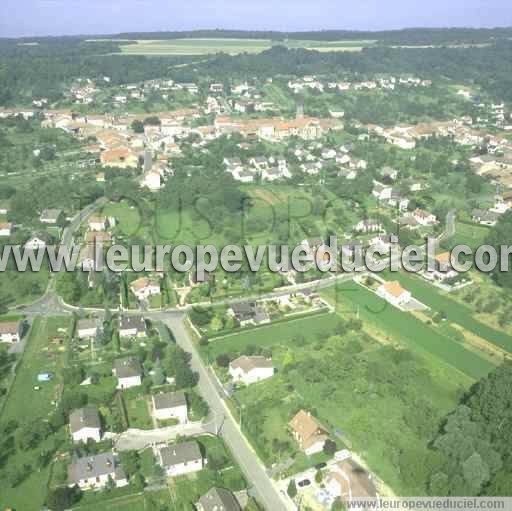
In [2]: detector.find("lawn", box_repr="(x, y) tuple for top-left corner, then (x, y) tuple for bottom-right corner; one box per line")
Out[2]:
(383, 270), (512, 354)
(201, 311), (340, 359)
(321, 280), (494, 380)
(0, 316), (72, 511)
(124, 394), (153, 429)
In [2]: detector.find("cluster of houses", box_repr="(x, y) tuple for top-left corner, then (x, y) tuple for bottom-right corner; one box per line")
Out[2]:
(287, 74), (432, 95)
(223, 155), (291, 183)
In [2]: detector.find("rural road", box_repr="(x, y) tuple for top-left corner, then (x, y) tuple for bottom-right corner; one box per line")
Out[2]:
(155, 312), (290, 511)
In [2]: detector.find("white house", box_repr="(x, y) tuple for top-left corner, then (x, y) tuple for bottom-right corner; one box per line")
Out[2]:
(69, 405), (102, 443)
(130, 277), (161, 301)
(88, 215), (108, 232)
(431, 252), (459, 281)
(353, 219), (382, 234)
(77, 318), (98, 339)
(156, 441), (204, 477)
(152, 390), (188, 423)
(229, 356), (274, 386)
(40, 209), (62, 224)
(67, 452), (127, 491)
(24, 236), (47, 250)
(0, 222), (12, 237)
(376, 281), (411, 307)
(0, 321), (20, 343)
(372, 181), (393, 200)
(410, 208), (437, 226)
(113, 357), (143, 389)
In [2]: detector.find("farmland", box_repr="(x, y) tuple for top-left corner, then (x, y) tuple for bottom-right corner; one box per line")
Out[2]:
(383, 270), (512, 354)
(115, 38), (375, 56)
(321, 280), (494, 380)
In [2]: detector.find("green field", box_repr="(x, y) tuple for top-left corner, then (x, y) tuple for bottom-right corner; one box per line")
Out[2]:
(115, 38), (375, 56)
(450, 221), (490, 250)
(202, 311), (340, 359)
(384, 271), (512, 354)
(321, 280), (494, 380)
(0, 316), (72, 511)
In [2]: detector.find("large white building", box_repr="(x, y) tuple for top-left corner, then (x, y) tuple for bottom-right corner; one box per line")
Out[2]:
(152, 390), (188, 423)
(229, 356), (274, 386)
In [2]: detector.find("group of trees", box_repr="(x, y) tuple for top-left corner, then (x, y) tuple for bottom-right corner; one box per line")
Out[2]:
(426, 362), (512, 495)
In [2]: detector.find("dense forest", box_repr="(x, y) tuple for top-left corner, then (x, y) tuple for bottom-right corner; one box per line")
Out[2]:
(426, 362), (512, 496)
(2, 33), (512, 106)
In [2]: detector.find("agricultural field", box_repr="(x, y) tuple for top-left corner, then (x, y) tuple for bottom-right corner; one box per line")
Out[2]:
(382, 270), (512, 356)
(116, 38), (375, 56)
(321, 280), (494, 380)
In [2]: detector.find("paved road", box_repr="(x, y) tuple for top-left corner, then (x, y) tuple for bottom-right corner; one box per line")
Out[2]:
(154, 312), (289, 511)
(113, 420), (215, 451)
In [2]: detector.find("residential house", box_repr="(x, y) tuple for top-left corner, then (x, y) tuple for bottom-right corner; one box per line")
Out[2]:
(67, 452), (127, 491)
(24, 236), (47, 250)
(119, 315), (147, 338)
(227, 302), (270, 327)
(289, 409), (329, 455)
(100, 147), (139, 169)
(376, 281), (411, 307)
(77, 318), (98, 339)
(69, 405), (102, 443)
(372, 181), (393, 201)
(409, 208), (437, 226)
(229, 356), (274, 386)
(156, 440), (204, 477)
(0, 321), (20, 343)
(151, 390), (188, 423)
(130, 277), (161, 301)
(0, 221), (11, 237)
(471, 209), (500, 226)
(378, 166), (399, 181)
(352, 219), (382, 234)
(113, 357), (143, 389)
(40, 209), (62, 224)
(196, 487), (241, 511)
(431, 252), (459, 281)
(325, 459), (378, 509)
(88, 215), (108, 232)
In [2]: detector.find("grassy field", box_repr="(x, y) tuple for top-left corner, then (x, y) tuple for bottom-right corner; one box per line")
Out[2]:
(450, 221), (490, 250)
(383, 270), (512, 354)
(201, 311), (340, 359)
(230, 312), (469, 493)
(321, 280), (494, 380)
(0, 316), (72, 511)
(116, 38), (375, 56)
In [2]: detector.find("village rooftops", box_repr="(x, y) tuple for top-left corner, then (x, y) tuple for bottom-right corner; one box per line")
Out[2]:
(230, 356), (273, 373)
(113, 357), (143, 379)
(159, 440), (202, 468)
(152, 390), (186, 411)
(69, 405), (101, 434)
(67, 452), (125, 485)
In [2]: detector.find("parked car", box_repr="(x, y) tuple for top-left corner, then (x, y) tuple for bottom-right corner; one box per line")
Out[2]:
(315, 462), (327, 470)
(298, 479), (311, 487)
